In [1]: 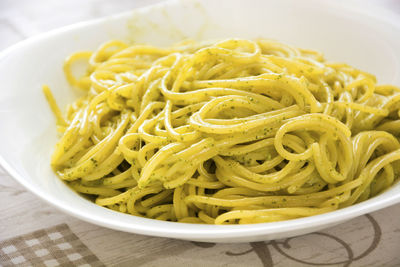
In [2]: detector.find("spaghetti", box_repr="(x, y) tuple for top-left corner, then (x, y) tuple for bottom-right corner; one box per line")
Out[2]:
(44, 38), (400, 224)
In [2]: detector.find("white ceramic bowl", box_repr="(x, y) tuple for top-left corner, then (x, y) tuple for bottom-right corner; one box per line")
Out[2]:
(1, 0), (400, 243)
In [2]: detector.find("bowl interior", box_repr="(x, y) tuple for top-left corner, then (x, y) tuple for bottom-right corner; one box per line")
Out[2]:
(1, 0), (400, 242)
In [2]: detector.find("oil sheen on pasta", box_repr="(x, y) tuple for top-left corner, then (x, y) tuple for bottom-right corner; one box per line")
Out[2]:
(44, 38), (400, 225)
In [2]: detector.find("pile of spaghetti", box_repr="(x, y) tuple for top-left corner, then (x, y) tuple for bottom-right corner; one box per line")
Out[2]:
(44, 38), (400, 224)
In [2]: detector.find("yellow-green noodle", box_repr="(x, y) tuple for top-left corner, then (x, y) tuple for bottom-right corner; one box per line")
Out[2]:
(44, 38), (400, 224)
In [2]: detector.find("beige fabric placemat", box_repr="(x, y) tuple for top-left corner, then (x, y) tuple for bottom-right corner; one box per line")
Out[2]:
(0, 224), (104, 267)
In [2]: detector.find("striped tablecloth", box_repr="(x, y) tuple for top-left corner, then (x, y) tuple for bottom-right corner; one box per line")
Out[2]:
(1, 0), (400, 266)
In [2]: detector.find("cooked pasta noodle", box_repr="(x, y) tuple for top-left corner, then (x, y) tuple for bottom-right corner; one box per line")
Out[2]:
(44, 38), (400, 224)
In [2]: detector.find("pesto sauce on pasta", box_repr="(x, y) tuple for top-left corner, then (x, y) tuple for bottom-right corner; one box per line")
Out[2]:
(44, 38), (400, 224)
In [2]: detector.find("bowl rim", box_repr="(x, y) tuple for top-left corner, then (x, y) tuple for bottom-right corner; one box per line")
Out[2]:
(1, 0), (400, 241)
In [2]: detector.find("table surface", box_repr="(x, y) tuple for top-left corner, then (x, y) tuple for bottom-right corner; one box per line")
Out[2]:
(1, 0), (400, 266)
